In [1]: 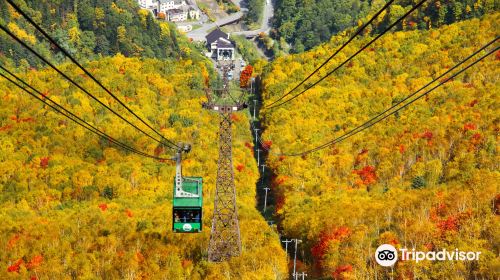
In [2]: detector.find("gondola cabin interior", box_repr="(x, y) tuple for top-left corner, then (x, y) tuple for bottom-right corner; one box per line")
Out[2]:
(172, 176), (203, 233)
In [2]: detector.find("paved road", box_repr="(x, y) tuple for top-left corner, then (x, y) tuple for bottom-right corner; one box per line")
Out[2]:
(185, 11), (244, 41)
(233, 0), (274, 38)
(183, 0), (274, 41)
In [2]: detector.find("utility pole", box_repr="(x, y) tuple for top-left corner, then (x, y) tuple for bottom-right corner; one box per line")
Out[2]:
(293, 239), (302, 278)
(263, 187), (270, 212)
(203, 61), (247, 262)
(254, 128), (260, 144)
(282, 239), (293, 255)
(296, 272), (307, 280)
(256, 148), (261, 166)
(253, 99), (257, 120)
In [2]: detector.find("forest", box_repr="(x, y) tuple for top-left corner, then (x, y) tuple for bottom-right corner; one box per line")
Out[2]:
(0, 0), (185, 68)
(0, 1), (288, 277)
(0, 55), (288, 279)
(272, 0), (499, 53)
(260, 13), (499, 279)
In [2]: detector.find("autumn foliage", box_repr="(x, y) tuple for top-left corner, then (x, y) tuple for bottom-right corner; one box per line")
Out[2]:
(240, 65), (253, 88)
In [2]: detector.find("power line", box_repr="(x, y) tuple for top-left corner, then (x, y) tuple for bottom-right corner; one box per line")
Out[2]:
(264, 0), (396, 108)
(265, 0), (428, 110)
(281, 41), (499, 157)
(0, 66), (173, 161)
(0, 23), (178, 151)
(5, 0), (181, 150)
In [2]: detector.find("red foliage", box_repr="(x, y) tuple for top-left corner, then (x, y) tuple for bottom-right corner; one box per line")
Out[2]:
(496, 50), (500, 61)
(463, 122), (477, 132)
(274, 192), (285, 213)
(279, 155), (286, 161)
(333, 264), (353, 279)
(7, 259), (23, 273)
(40, 157), (49, 169)
(352, 166), (377, 185)
(471, 133), (481, 141)
(236, 164), (244, 172)
(240, 65), (254, 88)
(26, 255), (43, 270)
(312, 227), (351, 269)
(468, 99), (479, 107)
(421, 130), (433, 140)
(358, 148), (368, 155)
(157, 12), (166, 19)
(436, 211), (472, 235)
(30, 276), (39, 280)
(244, 142), (253, 149)
(437, 216), (459, 232)
(154, 146), (164, 157)
(125, 209), (133, 218)
(98, 203), (108, 211)
(262, 140), (273, 149)
(0, 124), (13, 131)
(408, 21), (417, 28)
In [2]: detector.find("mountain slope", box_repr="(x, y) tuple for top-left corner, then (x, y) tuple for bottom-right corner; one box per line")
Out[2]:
(261, 13), (499, 278)
(0, 56), (288, 279)
(0, 0), (184, 67)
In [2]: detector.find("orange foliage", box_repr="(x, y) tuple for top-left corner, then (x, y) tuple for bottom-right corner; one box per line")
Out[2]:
(26, 255), (43, 270)
(240, 65), (253, 88)
(7, 234), (20, 250)
(125, 209), (133, 217)
(463, 122), (477, 131)
(262, 140), (272, 149)
(352, 166), (377, 185)
(135, 251), (145, 263)
(333, 264), (352, 279)
(398, 144), (406, 154)
(230, 114), (241, 122)
(312, 227), (351, 270)
(236, 164), (245, 172)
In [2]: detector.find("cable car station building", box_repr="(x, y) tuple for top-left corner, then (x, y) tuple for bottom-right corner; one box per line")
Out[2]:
(206, 28), (235, 61)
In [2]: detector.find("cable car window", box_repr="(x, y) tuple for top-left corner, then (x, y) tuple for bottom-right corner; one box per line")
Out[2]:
(173, 209), (201, 223)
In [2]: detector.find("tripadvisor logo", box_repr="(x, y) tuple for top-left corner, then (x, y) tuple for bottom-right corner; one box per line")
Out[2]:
(375, 244), (481, 267)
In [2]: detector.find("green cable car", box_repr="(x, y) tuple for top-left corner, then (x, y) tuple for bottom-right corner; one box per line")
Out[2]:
(172, 145), (202, 233)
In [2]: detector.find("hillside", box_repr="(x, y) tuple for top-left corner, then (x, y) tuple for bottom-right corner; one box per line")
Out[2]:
(260, 14), (499, 278)
(273, 0), (499, 53)
(0, 0), (184, 68)
(0, 56), (288, 278)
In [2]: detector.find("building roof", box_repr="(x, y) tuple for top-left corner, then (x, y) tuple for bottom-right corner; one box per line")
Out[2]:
(206, 28), (229, 45)
(216, 38), (235, 49)
(168, 8), (185, 15)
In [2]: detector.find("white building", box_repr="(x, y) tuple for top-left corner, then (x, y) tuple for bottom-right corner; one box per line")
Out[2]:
(138, 0), (159, 14)
(159, 0), (186, 13)
(206, 28), (235, 60)
(167, 9), (187, 22)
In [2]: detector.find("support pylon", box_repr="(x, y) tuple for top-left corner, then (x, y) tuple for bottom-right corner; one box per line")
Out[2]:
(207, 113), (242, 262)
(203, 61), (247, 262)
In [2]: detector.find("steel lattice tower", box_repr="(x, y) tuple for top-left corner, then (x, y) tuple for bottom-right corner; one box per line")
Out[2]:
(207, 112), (242, 261)
(203, 62), (247, 262)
